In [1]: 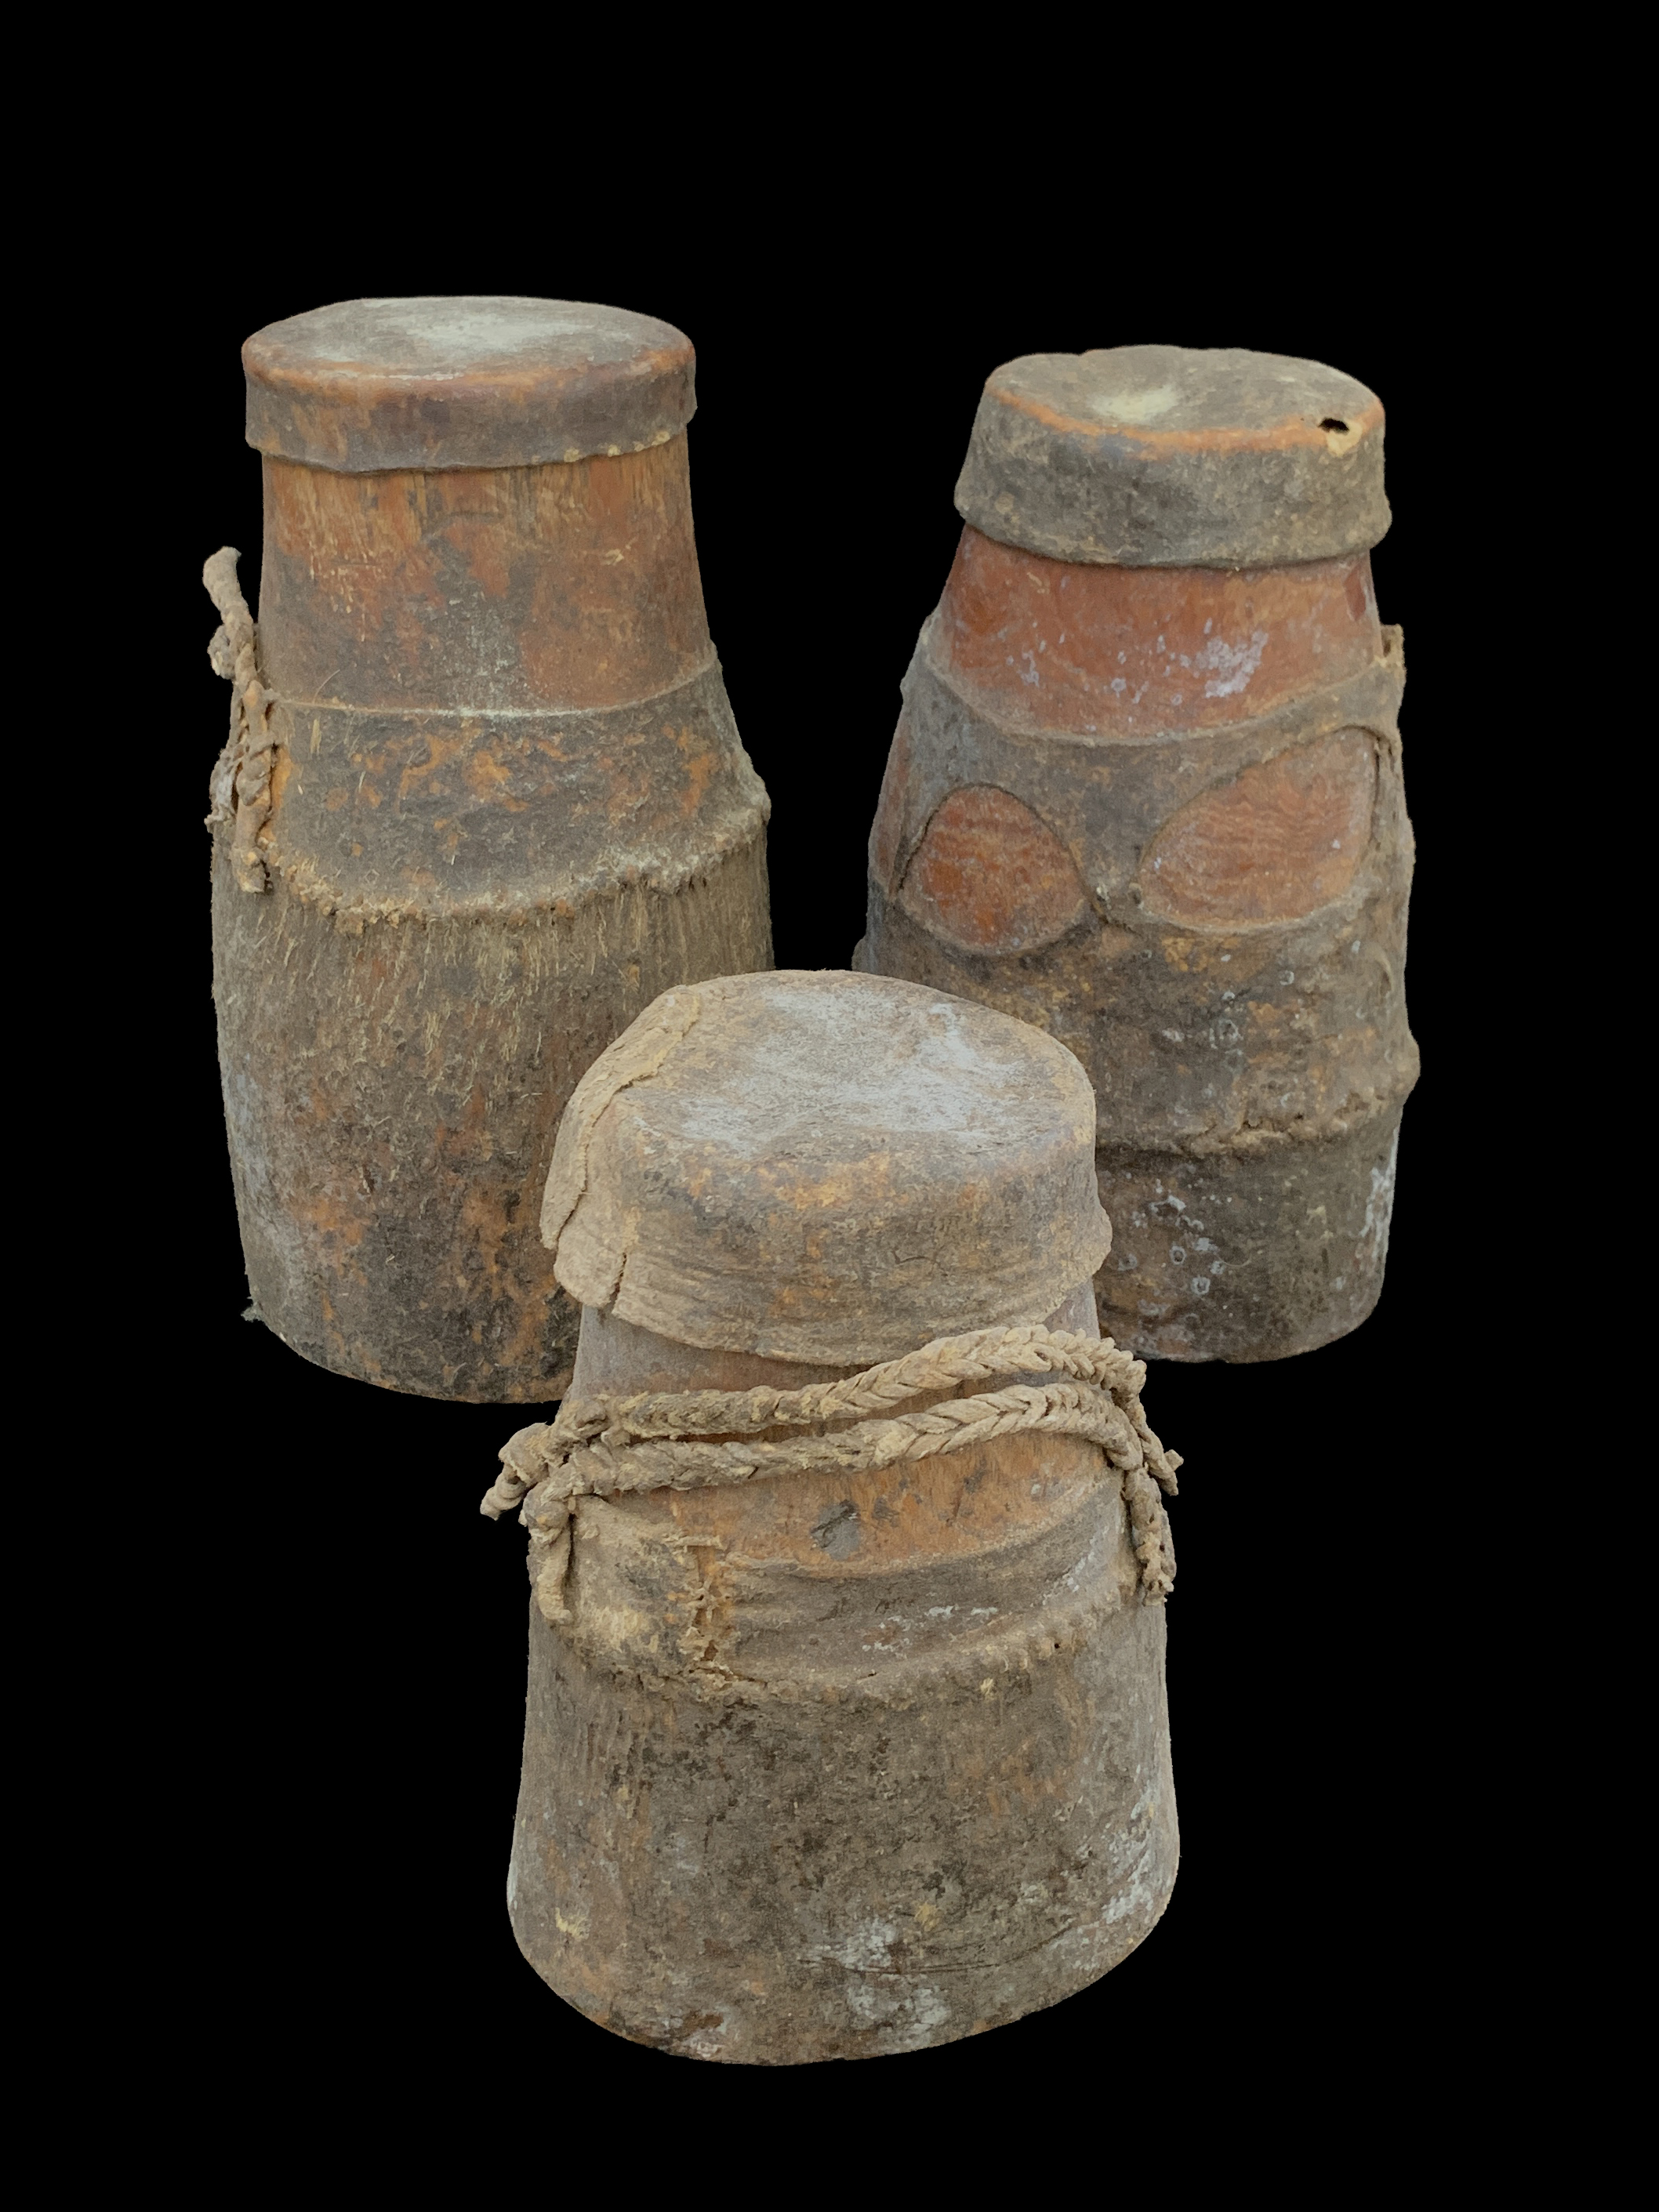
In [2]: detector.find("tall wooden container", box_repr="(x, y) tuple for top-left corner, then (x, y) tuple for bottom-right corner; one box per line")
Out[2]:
(205, 298), (771, 1400)
(495, 971), (1179, 2061)
(858, 346), (1418, 1362)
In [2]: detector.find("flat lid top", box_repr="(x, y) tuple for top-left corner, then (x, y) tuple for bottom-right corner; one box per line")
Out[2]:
(247, 296), (687, 386)
(543, 972), (1111, 1364)
(955, 343), (1389, 567)
(243, 296), (695, 471)
(986, 344), (1381, 448)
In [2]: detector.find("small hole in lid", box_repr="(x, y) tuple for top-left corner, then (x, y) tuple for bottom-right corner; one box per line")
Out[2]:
(1319, 417), (1349, 433)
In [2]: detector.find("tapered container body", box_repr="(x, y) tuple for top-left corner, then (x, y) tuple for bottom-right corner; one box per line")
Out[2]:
(506, 971), (1178, 2061)
(207, 299), (771, 1399)
(858, 346), (1418, 1362)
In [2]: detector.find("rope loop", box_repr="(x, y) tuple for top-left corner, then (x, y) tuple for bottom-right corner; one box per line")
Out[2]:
(482, 1323), (1180, 1613)
(202, 546), (276, 893)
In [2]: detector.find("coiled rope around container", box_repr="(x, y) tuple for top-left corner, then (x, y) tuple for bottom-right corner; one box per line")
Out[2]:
(482, 1322), (1182, 1615)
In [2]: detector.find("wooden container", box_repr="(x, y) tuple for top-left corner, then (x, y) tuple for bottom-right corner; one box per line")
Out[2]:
(205, 298), (771, 1400)
(499, 970), (1178, 2062)
(858, 346), (1418, 1362)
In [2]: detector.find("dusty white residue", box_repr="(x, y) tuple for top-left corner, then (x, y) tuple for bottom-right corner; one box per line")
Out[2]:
(1101, 1842), (1160, 1927)
(1360, 1129), (1401, 1259)
(856, 1977), (946, 2036)
(292, 297), (657, 376)
(667, 985), (1073, 1149)
(1091, 381), (1178, 425)
(808, 1918), (954, 2041)
(1196, 628), (1270, 698)
(813, 1918), (898, 1972)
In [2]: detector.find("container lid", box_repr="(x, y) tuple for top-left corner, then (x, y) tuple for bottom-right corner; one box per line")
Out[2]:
(541, 971), (1111, 1365)
(954, 344), (1389, 568)
(243, 296), (695, 472)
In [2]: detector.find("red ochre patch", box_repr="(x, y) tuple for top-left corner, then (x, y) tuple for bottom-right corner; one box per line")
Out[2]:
(898, 786), (1091, 954)
(1139, 728), (1376, 923)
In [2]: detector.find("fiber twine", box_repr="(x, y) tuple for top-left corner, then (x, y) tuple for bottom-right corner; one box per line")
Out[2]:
(203, 547), (275, 893)
(483, 1323), (1182, 1619)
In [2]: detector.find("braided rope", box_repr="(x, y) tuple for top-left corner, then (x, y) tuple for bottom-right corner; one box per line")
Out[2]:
(557, 1322), (1150, 1438)
(482, 1324), (1180, 1609)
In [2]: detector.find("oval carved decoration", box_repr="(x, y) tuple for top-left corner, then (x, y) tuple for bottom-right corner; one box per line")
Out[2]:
(898, 786), (1092, 955)
(1138, 728), (1377, 924)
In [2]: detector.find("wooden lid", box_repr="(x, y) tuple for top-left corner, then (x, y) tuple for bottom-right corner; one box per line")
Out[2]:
(954, 344), (1389, 568)
(541, 971), (1111, 1365)
(242, 296), (695, 473)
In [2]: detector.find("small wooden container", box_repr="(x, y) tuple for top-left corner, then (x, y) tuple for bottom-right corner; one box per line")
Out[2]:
(205, 298), (771, 1400)
(505, 970), (1178, 2062)
(858, 346), (1418, 1362)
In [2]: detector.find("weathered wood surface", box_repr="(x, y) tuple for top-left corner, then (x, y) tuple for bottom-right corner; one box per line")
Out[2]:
(506, 973), (1178, 2061)
(859, 346), (1418, 1362)
(208, 299), (772, 1400)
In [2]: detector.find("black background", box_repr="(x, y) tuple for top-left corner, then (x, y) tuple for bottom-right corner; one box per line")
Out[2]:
(107, 177), (1495, 2138)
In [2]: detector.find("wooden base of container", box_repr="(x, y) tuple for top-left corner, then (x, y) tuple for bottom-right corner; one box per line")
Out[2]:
(1095, 1105), (1404, 1364)
(510, 1592), (1176, 2062)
